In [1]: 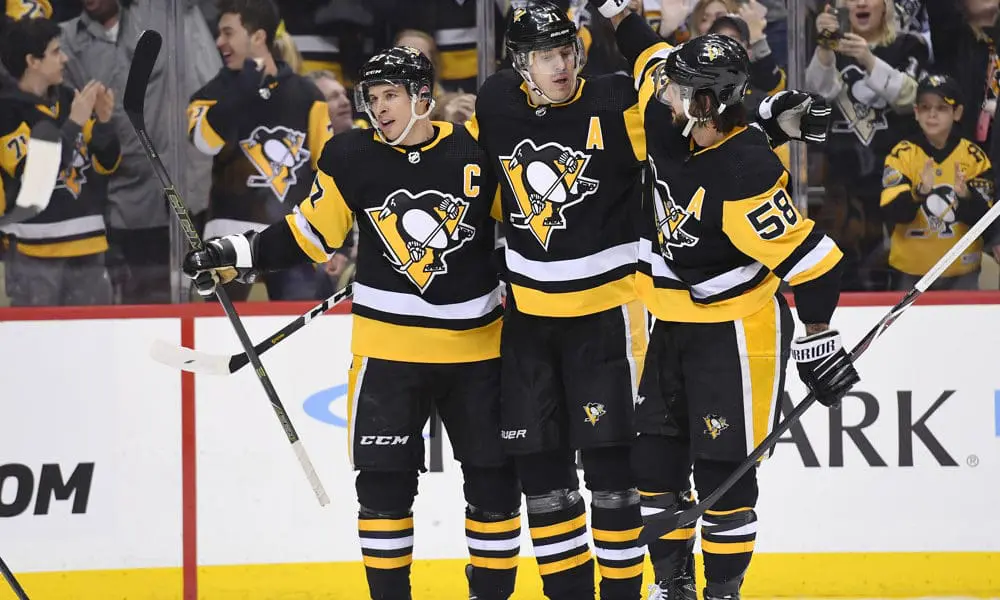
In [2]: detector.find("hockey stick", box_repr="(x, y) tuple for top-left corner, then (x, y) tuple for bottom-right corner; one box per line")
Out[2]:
(0, 121), (61, 227)
(150, 282), (353, 375)
(637, 195), (1000, 546)
(0, 554), (30, 600)
(509, 162), (571, 227)
(125, 29), (329, 506)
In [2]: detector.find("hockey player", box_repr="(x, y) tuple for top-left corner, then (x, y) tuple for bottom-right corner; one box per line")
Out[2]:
(467, 3), (650, 598)
(188, 0), (332, 301)
(592, 1), (862, 597)
(181, 48), (521, 600)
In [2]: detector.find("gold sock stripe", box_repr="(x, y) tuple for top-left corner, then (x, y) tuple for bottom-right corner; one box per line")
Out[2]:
(469, 555), (520, 570)
(465, 515), (521, 535)
(703, 506), (753, 517)
(598, 562), (644, 579)
(530, 512), (588, 540)
(592, 527), (642, 543)
(536, 550), (593, 576)
(358, 517), (414, 532)
(701, 539), (756, 554)
(362, 555), (413, 570)
(660, 527), (696, 541)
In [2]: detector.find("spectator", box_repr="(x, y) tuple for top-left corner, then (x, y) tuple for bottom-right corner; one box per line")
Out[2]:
(303, 68), (356, 290)
(687, 0), (736, 37)
(757, 0), (788, 68)
(806, 0), (928, 290)
(881, 74), (994, 290)
(927, 0), (999, 149)
(388, 31), (477, 126)
(188, 0), (332, 301)
(61, 0), (221, 304)
(0, 16), (119, 306)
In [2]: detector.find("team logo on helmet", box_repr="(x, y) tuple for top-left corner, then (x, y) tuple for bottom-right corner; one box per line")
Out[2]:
(499, 140), (599, 250)
(649, 158), (699, 259)
(55, 136), (91, 199)
(239, 125), (311, 202)
(366, 189), (476, 293)
(513, 7), (527, 21)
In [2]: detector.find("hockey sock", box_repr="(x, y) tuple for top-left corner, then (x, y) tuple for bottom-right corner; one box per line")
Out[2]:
(526, 489), (595, 600)
(582, 446), (643, 600)
(590, 490), (644, 600)
(463, 464), (522, 600)
(695, 460), (759, 595)
(358, 507), (414, 600)
(640, 490), (696, 582)
(356, 470), (418, 600)
(465, 506), (521, 599)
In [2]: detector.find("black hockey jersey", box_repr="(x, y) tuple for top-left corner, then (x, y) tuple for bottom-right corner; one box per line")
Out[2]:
(827, 34), (928, 156)
(0, 84), (120, 258)
(881, 133), (994, 277)
(469, 69), (645, 317)
(282, 122), (503, 364)
(188, 63), (331, 238)
(628, 35), (843, 323)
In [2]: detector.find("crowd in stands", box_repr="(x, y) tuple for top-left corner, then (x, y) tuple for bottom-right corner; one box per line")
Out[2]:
(1, 0), (998, 306)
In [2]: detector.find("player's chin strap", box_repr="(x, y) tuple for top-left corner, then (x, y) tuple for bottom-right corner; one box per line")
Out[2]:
(369, 93), (437, 147)
(680, 98), (726, 137)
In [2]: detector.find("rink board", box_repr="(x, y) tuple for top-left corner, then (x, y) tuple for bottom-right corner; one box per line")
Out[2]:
(1, 293), (999, 599)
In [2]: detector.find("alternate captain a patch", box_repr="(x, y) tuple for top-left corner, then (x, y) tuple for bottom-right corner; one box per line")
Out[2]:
(499, 139), (599, 250)
(365, 189), (476, 293)
(240, 125), (311, 202)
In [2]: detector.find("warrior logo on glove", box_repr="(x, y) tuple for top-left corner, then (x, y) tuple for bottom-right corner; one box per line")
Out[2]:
(365, 189), (476, 293)
(240, 125), (311, 202)
(499, 139), (599, 249)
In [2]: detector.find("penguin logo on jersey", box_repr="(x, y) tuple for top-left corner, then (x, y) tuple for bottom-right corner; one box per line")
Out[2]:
(365, 189), (476, 293)
(921, 184), (959, 237)
(499, 140), (599, 250)
(240, 125), (311, 202)
(55, 135), (90, 199)
(832, 64), (890, 146)
(650, 159), (699, 259)
(583, 403), (606, 426)
(703, 414), (729, 439)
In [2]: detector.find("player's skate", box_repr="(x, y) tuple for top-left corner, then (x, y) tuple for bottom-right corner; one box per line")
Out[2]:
(645, 573), (696, 600)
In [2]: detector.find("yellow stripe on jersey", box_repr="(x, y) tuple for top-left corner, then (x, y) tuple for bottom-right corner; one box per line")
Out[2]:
(0, 121), (30, 176)
(510, 275), (636, 318)
(287, 170), (354, 263)
(624, 102), (646, 162)
(84, 120), (121, 175)
(0, 174), (5, 215)
(636, 270), (782, 324)
(491, 186), (503, 222)
(187, 99), (225, 155)
(721, 172), (840, 284)
(633, 41), (673, 83)
(16, 235), (108, 258)
(307, 101), (333, 170)
(351, 314), (501, 363)
(464, 114), (480, 142)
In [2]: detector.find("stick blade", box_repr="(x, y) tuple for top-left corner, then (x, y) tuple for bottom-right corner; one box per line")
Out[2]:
(637, 511), (685, 547)
(149, 338), (232, 376)
(123, 30), (162, 118)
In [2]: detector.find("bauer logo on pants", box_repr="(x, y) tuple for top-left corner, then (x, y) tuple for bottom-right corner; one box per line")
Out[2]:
(499, 139), (599, 250)
(365, 189), (476, 293)
(240, 125), (311, 202)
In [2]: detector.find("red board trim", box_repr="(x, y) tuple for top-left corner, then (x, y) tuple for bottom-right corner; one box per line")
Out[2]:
(181, 317), (197, 600)
(0, 291), (999, 323)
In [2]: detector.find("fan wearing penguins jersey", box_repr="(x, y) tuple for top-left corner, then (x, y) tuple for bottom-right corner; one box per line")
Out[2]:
(467, 3), (650, 599)
(181, 48), (520, 600)
(596, 2), (861, 598)
(187, 0), (332, 301)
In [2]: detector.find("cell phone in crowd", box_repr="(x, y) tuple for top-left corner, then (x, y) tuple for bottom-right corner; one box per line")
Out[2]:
(836, 7), (852, 37)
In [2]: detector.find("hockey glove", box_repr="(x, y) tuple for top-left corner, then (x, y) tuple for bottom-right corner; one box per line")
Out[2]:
(756, 90), (832, 146)
(791, 329), (860, 408)
(182, 232), (260, 297)
(589, 0), (630, 18)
